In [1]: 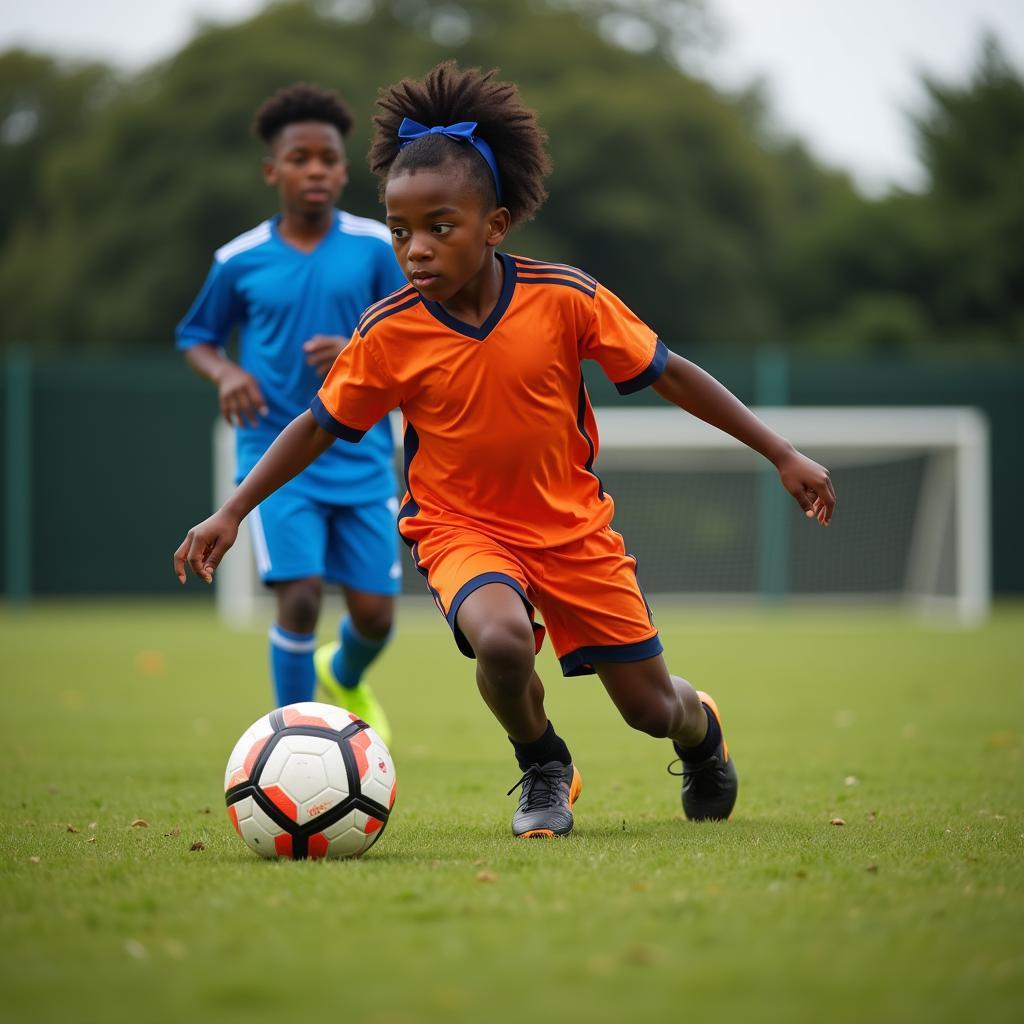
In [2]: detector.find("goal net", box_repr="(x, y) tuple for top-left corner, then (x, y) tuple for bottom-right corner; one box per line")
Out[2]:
(213, 406), (990, 627)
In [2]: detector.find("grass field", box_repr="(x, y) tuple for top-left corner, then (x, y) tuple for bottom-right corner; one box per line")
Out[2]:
(1, 598), (1021, 1024)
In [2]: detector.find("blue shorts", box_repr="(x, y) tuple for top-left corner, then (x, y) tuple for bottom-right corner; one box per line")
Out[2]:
(248, 485), (402, 595)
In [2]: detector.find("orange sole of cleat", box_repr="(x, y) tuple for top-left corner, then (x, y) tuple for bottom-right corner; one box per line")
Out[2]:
(520, 829), (555, 838)
(696, 690), (729, 764)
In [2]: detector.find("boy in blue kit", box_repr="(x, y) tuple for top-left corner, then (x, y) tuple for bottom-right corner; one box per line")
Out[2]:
(176, 83), (405, 742)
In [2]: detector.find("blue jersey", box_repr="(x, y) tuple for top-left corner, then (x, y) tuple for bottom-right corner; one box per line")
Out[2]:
(176, 209), (406, 504)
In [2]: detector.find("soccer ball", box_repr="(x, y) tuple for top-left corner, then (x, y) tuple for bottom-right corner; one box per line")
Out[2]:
(224, 701), (396, 860)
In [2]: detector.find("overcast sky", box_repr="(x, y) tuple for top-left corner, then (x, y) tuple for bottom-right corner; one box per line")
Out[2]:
(2, 0), (1023, 194)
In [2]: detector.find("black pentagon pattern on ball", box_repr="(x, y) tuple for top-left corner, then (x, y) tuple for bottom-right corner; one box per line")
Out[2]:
(225, 708), (391, 860)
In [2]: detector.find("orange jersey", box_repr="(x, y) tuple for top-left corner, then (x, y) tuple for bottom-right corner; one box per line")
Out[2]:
(311, 253), (669, 549)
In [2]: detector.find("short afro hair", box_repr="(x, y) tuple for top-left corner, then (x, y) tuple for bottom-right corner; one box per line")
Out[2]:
(369, 61), (550, 226)
(252, 82), (354, 145)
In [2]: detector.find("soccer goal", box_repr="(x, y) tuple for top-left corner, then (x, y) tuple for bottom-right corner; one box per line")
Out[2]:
(213, 406), (990, 627)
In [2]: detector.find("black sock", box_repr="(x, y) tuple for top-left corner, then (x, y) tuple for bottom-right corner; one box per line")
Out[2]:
(510, 721), (571, 771)
(673, 704), (721, 763)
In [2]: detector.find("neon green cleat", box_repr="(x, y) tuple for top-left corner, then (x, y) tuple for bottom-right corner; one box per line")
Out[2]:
(314, 642), (393, 747)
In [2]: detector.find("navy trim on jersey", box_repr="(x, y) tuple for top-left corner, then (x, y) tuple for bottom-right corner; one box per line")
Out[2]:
(513, 260), (597, 295)
(408, 540), (449, 618)
(309, 395), (365, 442)
(516, 276), (596, 299)
(357, 286), (418, 335)
(421, 252), (518, 341)
(396, 421), (421, 538)
(615, 338), (670, 395)
(512, 256), (596, 287)
(359, 295), (422, 338)
(575, 376), (605, 500)
(558, 634), (664, 677)
(446, 572), (536, 659)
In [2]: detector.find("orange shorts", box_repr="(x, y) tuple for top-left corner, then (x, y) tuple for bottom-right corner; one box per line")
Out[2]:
(407, 524), (662, 676)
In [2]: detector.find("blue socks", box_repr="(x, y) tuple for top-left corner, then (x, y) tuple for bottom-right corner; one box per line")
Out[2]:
(268, 624), (316, 706)
(331, 616), (390, 690)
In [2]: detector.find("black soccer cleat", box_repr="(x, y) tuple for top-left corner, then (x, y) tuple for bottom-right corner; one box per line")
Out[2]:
(670, 691), (738, 821)
(507, 760), (582, 838)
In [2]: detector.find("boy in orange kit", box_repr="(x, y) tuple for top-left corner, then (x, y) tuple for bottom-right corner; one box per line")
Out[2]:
(175, 62), (836, 838)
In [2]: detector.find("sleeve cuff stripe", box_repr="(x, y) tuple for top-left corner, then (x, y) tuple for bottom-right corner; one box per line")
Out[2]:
(615, 339), (669, 395)
(309, 395), (366, 442)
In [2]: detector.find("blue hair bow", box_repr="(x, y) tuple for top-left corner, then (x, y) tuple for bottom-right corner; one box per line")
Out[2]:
(397, 117), (504, 205)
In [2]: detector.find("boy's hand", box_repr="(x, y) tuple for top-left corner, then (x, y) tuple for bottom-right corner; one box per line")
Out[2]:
(217, 365), (267, 427)
(775, 449), (837, 526)
(303, 335), (349, 377)
(173, 509), (240, 584)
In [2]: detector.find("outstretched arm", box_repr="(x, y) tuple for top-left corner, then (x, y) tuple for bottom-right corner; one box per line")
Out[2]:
(651, 351), (836, 525)
(173, 411), (334, 583)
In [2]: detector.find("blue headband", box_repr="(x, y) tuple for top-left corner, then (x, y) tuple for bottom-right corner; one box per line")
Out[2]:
(397, 117), (504, 205)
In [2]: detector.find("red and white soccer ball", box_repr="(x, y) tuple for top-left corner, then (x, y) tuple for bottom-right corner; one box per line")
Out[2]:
(224, 701), (396, 860)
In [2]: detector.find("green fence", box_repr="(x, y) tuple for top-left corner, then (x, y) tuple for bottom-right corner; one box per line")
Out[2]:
(3, 347), (1022, 598)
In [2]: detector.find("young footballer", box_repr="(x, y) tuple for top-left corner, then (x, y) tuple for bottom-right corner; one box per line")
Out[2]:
(175, 63), (836, 836)
(176, 84), (407, 742)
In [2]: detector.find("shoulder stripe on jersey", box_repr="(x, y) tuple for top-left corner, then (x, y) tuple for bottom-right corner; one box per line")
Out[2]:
(339, 211), (392, 245)
(512, 256), (596, 287)
(215, 221), (272, 263)
(357, 287), (419, 334)
(361, 295), (422, 337)
(516, 276), (596, 298)
(360, 284), (417, 320)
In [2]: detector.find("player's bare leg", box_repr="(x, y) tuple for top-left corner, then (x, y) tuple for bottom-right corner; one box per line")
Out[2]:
(457, 583), (581, 837)
(456, 583), (543, 739)
(267, 577), (324, 707)
(274, 576), (323, 634)
(315, 585), (395, 745)
(341, 586), (394, 642)
(596, 655), (737, 821)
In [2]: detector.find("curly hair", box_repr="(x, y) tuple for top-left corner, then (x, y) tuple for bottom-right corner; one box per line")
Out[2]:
(369, 62), (550, 225)
(252, 82), (354, 145)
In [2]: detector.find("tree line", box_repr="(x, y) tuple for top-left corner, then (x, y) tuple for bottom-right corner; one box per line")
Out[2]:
(1, 0), (1021, 353)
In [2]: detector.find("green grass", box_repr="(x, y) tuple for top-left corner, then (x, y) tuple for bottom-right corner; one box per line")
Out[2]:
(1, 599), (1021, 1024)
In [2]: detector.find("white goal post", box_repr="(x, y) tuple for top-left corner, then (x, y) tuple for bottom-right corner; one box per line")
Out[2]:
(213, 406), (990, 627)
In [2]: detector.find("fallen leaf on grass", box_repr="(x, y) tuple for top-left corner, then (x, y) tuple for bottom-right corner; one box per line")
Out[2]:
(865, 863), (879, 874)
(88, 822), (97, 830)
(189, 841), (205, 852)
(844, 776), (859, 787)
(87, 837), (96, 844)
(129, 819), (149, 828)
(164, 829), (181, 838)
(475, 870), (497, 883)
(66, 824), (79, 833)
(133, 650), (167, 677)
(866, 811), (878, 824)
(29, 855), (40, 864)
(623, 943), (663, 966)
(830, 817), (846, 826)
